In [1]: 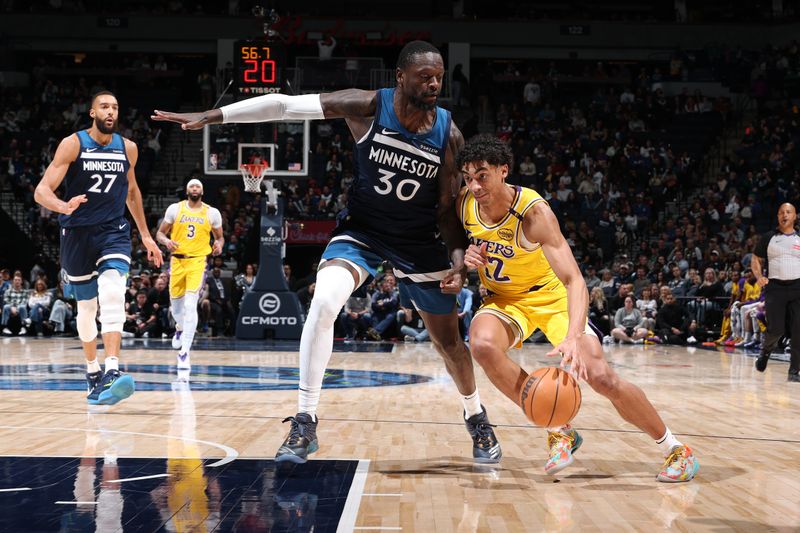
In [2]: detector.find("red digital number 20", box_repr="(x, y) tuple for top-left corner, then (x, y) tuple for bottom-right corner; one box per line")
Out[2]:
(243, 59), (276, 83)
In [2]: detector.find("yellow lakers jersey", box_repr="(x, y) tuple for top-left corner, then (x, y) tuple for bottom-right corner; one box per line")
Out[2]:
(171, 201), (212, 257)
(742, 280), (762, 301)
(459, 185), (558, 296)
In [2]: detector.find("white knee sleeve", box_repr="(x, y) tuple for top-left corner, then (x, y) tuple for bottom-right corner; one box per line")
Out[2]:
(180, 292), (200, 353)
(171, 297), (185, 329)
(97, 270), (127, 333)
(76, 298), (99, 342)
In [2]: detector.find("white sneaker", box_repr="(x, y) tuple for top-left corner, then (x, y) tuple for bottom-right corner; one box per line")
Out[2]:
(686, 336), (697, 344)
(176, 352), (191, 370)
(2, 328), (11, 336)
(172, 331), (183, 350)
(633, 338), (644, 344)
(18, 327), (27, 336)
(602, 335), (613, 344)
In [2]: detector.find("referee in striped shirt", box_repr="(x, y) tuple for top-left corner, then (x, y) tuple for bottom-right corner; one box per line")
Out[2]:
(752, 202), (800, 381)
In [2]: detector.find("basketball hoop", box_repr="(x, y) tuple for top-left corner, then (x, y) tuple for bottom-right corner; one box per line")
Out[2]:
(240, 163), (269, 193)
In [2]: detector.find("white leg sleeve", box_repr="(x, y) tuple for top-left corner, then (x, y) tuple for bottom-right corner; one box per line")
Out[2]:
(170, 296), (185, 331)
(97, 270), (127, 334)
(298, 264), (362, 416)
(76, 298), (99, 342)
(180, 292), (200, 354)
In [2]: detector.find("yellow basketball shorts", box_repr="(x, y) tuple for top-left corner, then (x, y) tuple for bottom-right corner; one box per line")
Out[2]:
(476, 279), (594, 348)
(169, 256), (207, 298)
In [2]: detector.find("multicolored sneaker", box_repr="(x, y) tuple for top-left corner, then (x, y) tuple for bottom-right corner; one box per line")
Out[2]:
(544, 425), (583, 475)
(657, 445), (699, 483)
(87, 370), (135, 406)
(464, 405), (502, 464)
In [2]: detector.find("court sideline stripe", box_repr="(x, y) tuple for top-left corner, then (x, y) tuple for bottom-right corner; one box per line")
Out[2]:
(337, 459), (371, 533)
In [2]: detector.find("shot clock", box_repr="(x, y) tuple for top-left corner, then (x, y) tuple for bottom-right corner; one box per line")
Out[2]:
(233, 40), (286, 95)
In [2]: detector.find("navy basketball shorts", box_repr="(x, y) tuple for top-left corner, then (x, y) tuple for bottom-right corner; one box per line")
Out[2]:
(322, 230), (456, 315)
(60, 217), (131, 300)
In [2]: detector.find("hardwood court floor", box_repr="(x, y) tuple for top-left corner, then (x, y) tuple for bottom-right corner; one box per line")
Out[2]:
(0, 336), (797, 532)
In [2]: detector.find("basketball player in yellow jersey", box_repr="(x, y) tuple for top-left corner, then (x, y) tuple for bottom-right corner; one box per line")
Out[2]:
(457, 135), (698, 482)
(156, 179), (223, 371)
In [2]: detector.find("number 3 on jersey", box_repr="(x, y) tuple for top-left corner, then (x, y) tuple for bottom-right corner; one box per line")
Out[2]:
(87, 173), (117, 193)
(374, 169), (421, 201)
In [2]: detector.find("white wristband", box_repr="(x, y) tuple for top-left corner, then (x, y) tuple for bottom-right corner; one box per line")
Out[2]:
(220, 93), (324, 123)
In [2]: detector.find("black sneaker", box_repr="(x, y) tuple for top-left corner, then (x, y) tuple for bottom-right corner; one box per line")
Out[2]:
(464, 405), (502, 464)
(275, 413), (319, 463)
(85, 371), (102, 395)
(788, 373), (800, 382)
(87, 369), (135, 405)
(755, 353), (770, 372)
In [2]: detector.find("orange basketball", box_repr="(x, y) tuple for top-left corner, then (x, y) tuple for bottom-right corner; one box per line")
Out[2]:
(518, 367), (581, 427)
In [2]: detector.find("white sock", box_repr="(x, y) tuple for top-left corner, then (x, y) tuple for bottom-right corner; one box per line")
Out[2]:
(104, 356), (119, 372)
(656, 427), (682, 455)
(462, 390), (483, 419)
(298, 265), (358, 417)
(86, 359), (101, 374)
(180, 292), (199, 354)
(743, 331), (752, 343)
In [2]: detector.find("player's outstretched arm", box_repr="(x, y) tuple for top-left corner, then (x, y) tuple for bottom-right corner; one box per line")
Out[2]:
(151, 89), (376, 130)
(526, 202), (590, 380)
(123, 140), (163, 268)
(33, 134), (87, 215)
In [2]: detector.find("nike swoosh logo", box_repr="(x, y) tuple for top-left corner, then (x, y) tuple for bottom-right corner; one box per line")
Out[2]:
(86, 147), (98, 152)
(465, 222), (477, 226)
(381, 128), (399, 136)
(119, 224), (127, 230)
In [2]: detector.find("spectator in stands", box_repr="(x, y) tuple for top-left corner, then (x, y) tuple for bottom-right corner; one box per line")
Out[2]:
(27, 278), (52, 336)
(654, 291), (696, 345)
(583, 264), (601, 291)
(340, 295), (372, 340)
(2, 274), (30, 336)
(690, 267), (725, 327)
(296, 282), (316, 315)
(456, 282), (474, 341)
(148, 275), (171, 336)
(202, 266), (234, 336)
(234, 263), (257, 306)
(636, 287), (658, 331)
(610, 295), (649, 344)
(588, 286), (611, 336)
(125, 290), (157, 338)
(49, 281), (76, 336)
(369, 274), (399, 340)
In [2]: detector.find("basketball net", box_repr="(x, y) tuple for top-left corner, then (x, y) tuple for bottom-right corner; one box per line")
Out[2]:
(239, 163), (269, 193)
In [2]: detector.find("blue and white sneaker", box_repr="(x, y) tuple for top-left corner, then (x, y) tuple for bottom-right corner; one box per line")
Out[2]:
(87, 370), (135, 406)
(86, 370), (102, 395)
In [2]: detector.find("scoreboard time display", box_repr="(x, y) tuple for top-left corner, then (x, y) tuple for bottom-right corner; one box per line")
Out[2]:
(233, 40), (286, 95)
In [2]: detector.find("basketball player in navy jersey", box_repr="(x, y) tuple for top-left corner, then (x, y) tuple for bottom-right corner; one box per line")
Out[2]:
(153, 41), (501, 463)
(35, 91), (163, 405)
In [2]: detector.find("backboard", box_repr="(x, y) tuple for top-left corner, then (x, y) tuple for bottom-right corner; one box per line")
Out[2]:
(203, 120), (310, 176)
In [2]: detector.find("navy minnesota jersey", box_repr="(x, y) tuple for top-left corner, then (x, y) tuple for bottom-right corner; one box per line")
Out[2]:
(342, 87), (451, 245)
(59, 130), (130, 228)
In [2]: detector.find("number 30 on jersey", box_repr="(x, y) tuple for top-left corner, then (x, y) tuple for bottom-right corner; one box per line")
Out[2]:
(373, 169), (421, 201)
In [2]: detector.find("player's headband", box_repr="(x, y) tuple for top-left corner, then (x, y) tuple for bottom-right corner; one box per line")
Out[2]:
(186, 179), (203, 192)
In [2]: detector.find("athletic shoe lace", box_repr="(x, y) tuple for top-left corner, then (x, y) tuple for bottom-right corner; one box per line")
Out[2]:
(662, 445), (687, 468)
(282, 416), (308, 446)
(472, 422), (497, 449)
(547, 430), (574, 450)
